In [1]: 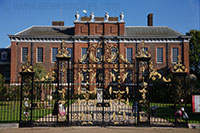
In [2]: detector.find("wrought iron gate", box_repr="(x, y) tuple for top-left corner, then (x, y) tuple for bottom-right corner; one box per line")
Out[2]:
(70, 40), (137, 126)
(19, 40), (190, 127)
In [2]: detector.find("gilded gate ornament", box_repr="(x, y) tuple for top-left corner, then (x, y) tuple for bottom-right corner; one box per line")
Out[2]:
(172, 55), (187, 73)
(20, 57), (35, 122)
(149, 62), (171, 82)
(20, 56), (34, 73)
(109, 76), (130, 124)
(136, 41), (151, 59)
(56, 41), (71, 122)
(172, 55), (188, 106)
(57, 40), (71, 58)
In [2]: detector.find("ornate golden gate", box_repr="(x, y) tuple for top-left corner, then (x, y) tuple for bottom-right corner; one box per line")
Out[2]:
(70, 40), (137, 126)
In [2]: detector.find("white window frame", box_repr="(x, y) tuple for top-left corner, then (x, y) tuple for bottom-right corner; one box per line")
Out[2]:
(172, 47), (179, 64)
(21, 47), (28, 62)
(156, 48), (163, 64)
(36, 47), (43, 63)
(126, 48), (133, 62)
(51, 47), (58, 63)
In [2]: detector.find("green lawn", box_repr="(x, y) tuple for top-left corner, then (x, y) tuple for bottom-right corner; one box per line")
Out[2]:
(0, 99), (75, 123)
(1, 100), (199, 124)
(129, 102), (200, 124)
(0, 101), (20, 122)
(0, 100), (53, 123)
(150, 103), (200, 124)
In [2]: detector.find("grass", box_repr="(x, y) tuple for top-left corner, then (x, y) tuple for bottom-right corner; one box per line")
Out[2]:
(1, 100), (199, 124)
(0, 99), (75, 123)
(0, 101), (20, 122)
(150, 102), (200, 124)
(130, 102), (200, 124)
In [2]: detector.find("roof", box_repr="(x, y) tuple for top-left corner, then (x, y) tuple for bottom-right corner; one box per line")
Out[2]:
(15, 26), (74, 36)
(13, 25), (182, 38)
(125, 26), (182, 37)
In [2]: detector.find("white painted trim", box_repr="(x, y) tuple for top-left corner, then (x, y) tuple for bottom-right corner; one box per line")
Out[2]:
(126, 47), (133, 62)
(171, 47), (179, 64)
(10, 37), (187, 43)
(14, 26), (34, 35)
(156, 47), (164, 64)
(5, 45), (11, 48)
(21, 47), (28, 63)
(36, 47), (43, 63)
(51, 47), (58, 63)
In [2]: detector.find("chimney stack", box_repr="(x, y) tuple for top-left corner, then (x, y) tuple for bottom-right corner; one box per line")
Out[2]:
(147, 13), (153, 26)
(52, 21), (64, 26)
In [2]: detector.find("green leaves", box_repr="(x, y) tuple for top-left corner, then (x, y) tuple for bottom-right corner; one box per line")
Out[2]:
(33, 64), (47, 81)
(189, 30), (200, 78)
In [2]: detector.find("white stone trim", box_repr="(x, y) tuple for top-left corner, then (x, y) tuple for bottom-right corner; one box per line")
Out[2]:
(14, 26), (34, 35)
(10, 37), (188, 43)
(10, 38), (74, 43)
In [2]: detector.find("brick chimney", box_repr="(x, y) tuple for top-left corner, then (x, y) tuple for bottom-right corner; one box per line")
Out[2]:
(52, 21), (64, 26)
(147, 13), (153, 26)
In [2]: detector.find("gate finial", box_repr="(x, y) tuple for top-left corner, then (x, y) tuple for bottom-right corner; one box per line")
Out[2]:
(172, 55), (187, 73)
(20, 56), (34, 73)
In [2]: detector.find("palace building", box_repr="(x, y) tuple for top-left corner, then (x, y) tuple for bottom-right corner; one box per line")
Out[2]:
(8, 12), (190, 83)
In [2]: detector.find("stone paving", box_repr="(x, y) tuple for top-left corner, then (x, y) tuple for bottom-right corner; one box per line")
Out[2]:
(35, 100), (173, 126)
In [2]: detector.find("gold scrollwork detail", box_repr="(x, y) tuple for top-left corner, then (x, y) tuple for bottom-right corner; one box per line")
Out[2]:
(79, 54), (87, 63)
(57, 40), (71, 58)
(136, 40), (151, 58)
(149, 62), (171, 83)
(172, 55), (187, 73)
(20, 56), (34, 73)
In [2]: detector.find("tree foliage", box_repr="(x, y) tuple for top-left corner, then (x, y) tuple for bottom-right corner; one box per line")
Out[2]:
(33, 64), (47, 81)
(189, 30), (200, 79)
(0, 73), (5, 93)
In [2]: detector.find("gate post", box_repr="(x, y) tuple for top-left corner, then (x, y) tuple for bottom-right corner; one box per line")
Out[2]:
(56, 41), (71, 126)
(172, 56), (188, 127)
(19, 57), (35, 127)
(135, 41), (151, 126)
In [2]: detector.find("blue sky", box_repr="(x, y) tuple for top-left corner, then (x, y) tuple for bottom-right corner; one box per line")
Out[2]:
(0, 0), (199, 48)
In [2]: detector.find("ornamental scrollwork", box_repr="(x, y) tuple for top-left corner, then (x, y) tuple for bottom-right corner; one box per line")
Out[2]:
(172, 55), (187, 73)
(149, 62), (171, 83)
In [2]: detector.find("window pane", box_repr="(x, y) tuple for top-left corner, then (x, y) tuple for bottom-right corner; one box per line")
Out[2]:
(52, 48), (58, 62)
(81, 48), (88, 63)
(1, 52), (7, 60)
(172, 48), (179, 63)
(37, 47), (43, 63)
(96, 48), (102, 62)
(22, 47), (28, 62)
(66, 48), (73, 62)
(127, 48), (133, 62)
(157, 48), (163, 63)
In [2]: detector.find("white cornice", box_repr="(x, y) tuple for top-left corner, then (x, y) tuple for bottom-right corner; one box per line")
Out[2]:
(10, 37), (189, 43)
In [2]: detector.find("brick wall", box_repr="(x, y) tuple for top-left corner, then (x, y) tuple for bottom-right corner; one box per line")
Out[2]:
(74, 22), (125, 36)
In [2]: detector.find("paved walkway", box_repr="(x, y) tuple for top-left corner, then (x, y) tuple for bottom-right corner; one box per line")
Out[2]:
(36, 100), (173, 126)
(0, 127), (199, 133)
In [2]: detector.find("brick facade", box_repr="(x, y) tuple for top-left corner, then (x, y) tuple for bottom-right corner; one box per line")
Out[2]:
(8, 13), (191, 82)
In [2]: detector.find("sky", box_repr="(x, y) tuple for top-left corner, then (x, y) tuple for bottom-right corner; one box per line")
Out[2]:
(0, 0), (199, 48)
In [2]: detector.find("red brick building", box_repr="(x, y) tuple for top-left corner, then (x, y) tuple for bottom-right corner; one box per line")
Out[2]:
(8, 12), (190, 82)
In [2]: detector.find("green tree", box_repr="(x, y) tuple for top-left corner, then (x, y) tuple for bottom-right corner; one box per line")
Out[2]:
(0, 73), (5, 93)
(33, 64), (47, 81)
(189, 30), (200, 79)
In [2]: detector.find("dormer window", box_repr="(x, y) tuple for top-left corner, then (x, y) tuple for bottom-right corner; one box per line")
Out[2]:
(1, 51), (8, 60)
